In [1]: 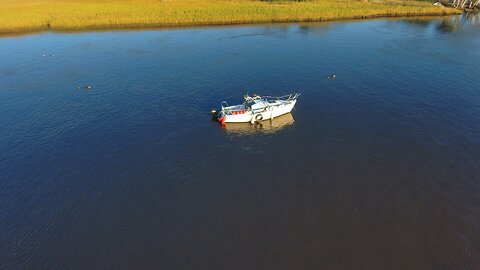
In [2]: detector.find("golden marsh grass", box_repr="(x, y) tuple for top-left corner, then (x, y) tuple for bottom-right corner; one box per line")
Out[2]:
(0, 0), (462, 34)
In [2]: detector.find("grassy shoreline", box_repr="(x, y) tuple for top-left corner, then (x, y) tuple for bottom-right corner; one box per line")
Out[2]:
(0, 0), (462, 34)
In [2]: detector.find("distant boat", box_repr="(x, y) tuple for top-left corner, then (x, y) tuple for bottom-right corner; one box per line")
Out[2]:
(212, 93), (300, 124)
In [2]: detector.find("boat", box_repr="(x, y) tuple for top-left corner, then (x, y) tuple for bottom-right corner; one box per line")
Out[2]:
(211, 93), (300, 124)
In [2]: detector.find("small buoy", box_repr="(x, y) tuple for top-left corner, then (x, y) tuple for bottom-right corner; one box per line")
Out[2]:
(86, 85), (92, 89)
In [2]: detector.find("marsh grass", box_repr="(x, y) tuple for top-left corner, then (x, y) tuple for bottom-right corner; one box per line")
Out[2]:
(0, 0), (461, 33)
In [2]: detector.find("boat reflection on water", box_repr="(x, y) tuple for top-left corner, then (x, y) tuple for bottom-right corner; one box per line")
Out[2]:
(402, 13), (479, 34)
(224, 113), (295, 135)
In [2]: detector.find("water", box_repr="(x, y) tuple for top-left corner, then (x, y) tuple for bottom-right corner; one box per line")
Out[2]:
(1, 15), (479, 269)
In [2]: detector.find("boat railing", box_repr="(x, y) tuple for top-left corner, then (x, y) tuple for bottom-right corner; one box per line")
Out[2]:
(222, 93), (300, 114)
(221, 101), (229, 109)
(262, 93), (300, 102)
(222, 102), (248, 115)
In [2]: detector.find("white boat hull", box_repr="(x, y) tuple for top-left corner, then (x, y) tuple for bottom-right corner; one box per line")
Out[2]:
(225, 100), (296, 123)
(225, 113), (295, 134)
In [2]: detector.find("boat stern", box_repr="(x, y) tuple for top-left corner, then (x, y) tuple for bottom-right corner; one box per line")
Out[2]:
(211, 109), (226, 125)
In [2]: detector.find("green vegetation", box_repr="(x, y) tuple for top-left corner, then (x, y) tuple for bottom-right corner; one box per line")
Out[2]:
(0, 0), (461, 34)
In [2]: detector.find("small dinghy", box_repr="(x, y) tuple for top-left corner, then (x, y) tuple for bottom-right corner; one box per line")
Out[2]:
(211, 93), (300, 124)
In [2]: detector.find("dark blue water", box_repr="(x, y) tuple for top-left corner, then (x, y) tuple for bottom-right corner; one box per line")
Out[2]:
(1, 15), (479, 269)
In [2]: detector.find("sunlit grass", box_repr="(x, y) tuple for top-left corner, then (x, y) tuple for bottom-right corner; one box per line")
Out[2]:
(0, 0), (461, 33)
